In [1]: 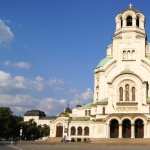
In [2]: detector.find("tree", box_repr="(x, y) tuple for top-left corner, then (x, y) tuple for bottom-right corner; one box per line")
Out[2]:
(0, 107), (23, 140)
(22, 120), (50, 140)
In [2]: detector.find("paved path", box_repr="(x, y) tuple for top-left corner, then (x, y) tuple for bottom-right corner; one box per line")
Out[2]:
(15, 143), (150, 150)
(0, 145), (20, 150)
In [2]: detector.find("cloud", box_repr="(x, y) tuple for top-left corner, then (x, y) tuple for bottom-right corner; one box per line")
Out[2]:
(37, 97), (67, 115)
(4, 60), (32, 69)
(0, 70), (93, 115)
(0, 19), (14, 45)
(0, 94), (38, 114)
(69, 88), (93, 106)
(80, 88), (93, 101)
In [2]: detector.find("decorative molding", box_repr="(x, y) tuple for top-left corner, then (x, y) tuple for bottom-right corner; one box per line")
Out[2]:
(116, 102), (138, 106)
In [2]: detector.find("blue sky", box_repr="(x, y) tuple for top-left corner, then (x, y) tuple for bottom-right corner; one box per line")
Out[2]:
(0, 0), (149, 116)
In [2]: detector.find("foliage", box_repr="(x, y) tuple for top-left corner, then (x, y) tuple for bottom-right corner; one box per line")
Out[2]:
(22, 119), (50, 140)
(0, 107), (23, 140)
(0, 107), (50, 141)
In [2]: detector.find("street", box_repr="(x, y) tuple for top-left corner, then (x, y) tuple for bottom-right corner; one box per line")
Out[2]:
(0, 143), (150, 150)
(0, 145), (19, 150)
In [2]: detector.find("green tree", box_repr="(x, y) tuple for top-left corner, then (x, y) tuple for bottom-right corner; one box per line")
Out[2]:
(22, 120), (50, 140)
(0, 107), (23, 140)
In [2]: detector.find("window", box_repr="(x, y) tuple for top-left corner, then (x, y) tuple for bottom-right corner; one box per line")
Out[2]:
(126, 16), (132, 26)
(120, 17), (123, 27)
(96, 85), (99, 90)
(122, 49), (135, 60)
(119, 87), (123, 101)
(88, 110), (91, 116)
(132, 87), (135, 101)
(125, 84), (129, 101)
(71, 127), (76, 135)
(84, 127), (89, 136)
(85, 110), (91, 116)
(136, 16), (139, 27)
(85, 110), (88, 116)
(96, 92), (99, 100)
(118, 80), (136, 102)
(77, 127), (82, 135)
(102, 107), (105, 115)
(146, 82), (149, 98)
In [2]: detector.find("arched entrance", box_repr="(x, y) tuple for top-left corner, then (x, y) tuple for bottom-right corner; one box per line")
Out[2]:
(135, 119), (144, 138)
(122, 119), (131, 138)
(110, 119), (119, 138)
(56, 124), (63, 137)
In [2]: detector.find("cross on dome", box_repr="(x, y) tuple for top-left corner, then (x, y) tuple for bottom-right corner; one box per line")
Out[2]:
(129, 3), (133, 8)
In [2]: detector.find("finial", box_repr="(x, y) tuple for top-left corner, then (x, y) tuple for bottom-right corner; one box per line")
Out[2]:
(129, 3), (133, 8)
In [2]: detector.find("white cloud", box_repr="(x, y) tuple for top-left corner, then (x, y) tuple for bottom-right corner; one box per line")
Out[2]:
(37, 97), (67, 115)
(69, 88), (93, 106)
(0, 19), (14, 45)
(4, 60), (32, 69)
(0, 70), (93, 115)
(80, 88), (93, 100)
(0, 94), (37, 114)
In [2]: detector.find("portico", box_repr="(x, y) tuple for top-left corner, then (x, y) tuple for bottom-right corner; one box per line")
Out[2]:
(109, 116), (145, 138)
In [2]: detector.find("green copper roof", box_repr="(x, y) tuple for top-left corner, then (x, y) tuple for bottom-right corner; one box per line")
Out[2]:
(95, 98), (108, 105)
(96, 57), (112, 68)
(81, 98), (108, 109)
(82, 103), (97, 109)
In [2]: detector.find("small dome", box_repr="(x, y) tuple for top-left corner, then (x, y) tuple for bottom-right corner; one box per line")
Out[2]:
(24, 109), (46, 117)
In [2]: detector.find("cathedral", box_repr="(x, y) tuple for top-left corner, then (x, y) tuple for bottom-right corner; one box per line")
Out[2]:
(24, 5), (150, 140)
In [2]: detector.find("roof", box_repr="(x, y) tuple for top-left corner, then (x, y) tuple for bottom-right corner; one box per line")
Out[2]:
(96, 57), (112, 69)
(71, 117), (90, 121)
(24, 110), (46, 117)
(40, 116), (57, 120)
(81, 98), (108, 109)
(95, 98), (108, 105)
(120, 4), (141, 14)
(82, 103), (96, 109)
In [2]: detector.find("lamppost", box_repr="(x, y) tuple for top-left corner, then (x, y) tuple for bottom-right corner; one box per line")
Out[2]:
(19, 128), (23, 144)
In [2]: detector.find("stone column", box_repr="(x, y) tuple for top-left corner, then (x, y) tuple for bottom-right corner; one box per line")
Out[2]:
(133, 17), (136, 27)
(119, 124), (122, 138)
(123, 19), (126, 27)
(131, 124), (135, 138)
(107, 123), (110, 138)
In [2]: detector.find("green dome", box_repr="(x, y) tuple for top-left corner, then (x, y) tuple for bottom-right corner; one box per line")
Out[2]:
(96, 57), (112, 69)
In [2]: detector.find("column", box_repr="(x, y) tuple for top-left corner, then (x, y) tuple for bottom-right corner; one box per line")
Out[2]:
(131, 124), (134, 138)
(133, 17), (136, 27)
(119, 124), (122, 138)
(123, 19), (126, 27)
(106, 123), (109, 138)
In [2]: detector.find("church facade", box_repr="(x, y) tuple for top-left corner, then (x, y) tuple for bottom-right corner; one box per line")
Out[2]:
(24, 5), (150, 140)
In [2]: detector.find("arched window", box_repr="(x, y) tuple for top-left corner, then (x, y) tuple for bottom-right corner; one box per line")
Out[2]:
(71, 126), (76, 135)
(125, 84), (129, 101)
(126, 16), (132, 26)
(127, 50), (130, 59)
(77, 127), (82, 135)
(119, 87), (123, 101)
(123, 50), (126, 60)
(132, 87), (135, 101)
(84, 127), (89, 136)
(136, 16), (139, 27)
(120, 16), (123, 27)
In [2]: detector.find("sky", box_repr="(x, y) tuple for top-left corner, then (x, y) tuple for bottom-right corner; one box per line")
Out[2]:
(0, 0), (149, 116)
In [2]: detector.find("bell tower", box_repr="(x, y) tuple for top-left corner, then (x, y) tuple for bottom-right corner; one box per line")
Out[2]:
(112, 4), (147, 61)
